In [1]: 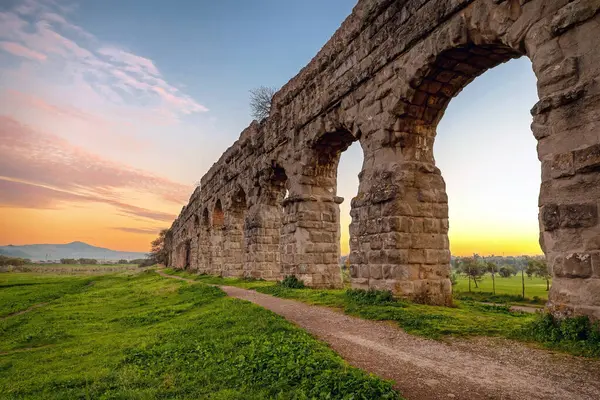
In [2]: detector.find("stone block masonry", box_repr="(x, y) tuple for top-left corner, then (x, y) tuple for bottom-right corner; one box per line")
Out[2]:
(167, 0), (600, 318)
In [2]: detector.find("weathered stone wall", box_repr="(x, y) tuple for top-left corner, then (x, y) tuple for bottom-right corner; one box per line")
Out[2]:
(168, 0), (600, 318)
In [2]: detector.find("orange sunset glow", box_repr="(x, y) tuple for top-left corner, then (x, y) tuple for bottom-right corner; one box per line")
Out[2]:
(1, 0), (542, 257)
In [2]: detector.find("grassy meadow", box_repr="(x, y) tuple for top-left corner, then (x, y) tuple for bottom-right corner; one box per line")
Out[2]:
(163, 269), (600, 357)
(453, 274), (550, 301)
(0, 270), (400, 399)
(163, 269), (537, 340)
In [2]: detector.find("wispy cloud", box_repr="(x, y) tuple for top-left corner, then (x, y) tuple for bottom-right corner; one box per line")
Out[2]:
(0, 41), (46, 61)
(112, 227), (163, 235)
(0, 179), (177, 222)
(0, 116), (191, 221)
(0, 0), (207, 120)
(6, 89), (106, 125)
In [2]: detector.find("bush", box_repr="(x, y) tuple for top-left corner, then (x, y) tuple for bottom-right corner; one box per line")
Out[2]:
(521, 313), (600, 357)
(137, 259), (155, 268)
(346, 288), (400, 306)
(278, 275), (305, 289)
(450, 272), (459, 286)
(0, 255), (29, 266)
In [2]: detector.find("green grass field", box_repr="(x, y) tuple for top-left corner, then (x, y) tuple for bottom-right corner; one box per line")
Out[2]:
(163, 269), (537, 340)
(163, 269), (600, 357)
(0, 271), (400, 399)
(453, 274), (550, 300)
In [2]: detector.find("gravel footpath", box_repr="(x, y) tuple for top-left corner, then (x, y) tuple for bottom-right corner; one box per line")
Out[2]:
(157, 271), (600, 400)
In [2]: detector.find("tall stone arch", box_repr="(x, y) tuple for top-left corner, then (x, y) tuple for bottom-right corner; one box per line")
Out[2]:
(344, 0), (600, 310)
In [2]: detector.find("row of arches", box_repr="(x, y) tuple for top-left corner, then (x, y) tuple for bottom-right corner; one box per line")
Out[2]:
(172, 168), (291, 280)
(167, 0), (600, 317)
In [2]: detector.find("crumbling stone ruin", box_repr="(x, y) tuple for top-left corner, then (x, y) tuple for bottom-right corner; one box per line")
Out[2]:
(167, 0), (600, 319)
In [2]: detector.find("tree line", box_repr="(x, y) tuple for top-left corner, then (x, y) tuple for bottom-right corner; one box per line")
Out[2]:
(59, 258), (147, 265)
(453, 255), (551, 297)
(0, 255), (31, 266)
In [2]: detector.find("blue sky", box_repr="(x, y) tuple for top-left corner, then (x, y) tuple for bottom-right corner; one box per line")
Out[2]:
(0, 0), (541, 254)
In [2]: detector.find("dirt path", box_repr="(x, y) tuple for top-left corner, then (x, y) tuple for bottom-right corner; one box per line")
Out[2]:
(156, 271), (600, 400)
(1, 302), (48, 321)
(0, 345), (54, 356)
(156, 269), (193, 282)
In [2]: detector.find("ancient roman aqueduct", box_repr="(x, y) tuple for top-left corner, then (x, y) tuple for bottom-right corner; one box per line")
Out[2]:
(167, 0), (600, 319)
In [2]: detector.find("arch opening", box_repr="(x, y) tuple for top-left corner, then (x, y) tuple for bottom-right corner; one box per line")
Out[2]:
(434, 55), (544, 298)
(178, 228), (191, 270)
(245, 163), (288, 280)
(211, 200), (225, 275)
(213, 200), (225, 227)
(282, 129), (359, 288)
(397, 44), (523, 163)
(337, 141), (363, 285)
(385, 41), (545, 305)
(225, 188), (248, 277)
(197, 208), (211, 273)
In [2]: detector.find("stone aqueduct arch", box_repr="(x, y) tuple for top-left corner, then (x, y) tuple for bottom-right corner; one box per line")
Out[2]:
(168, 0), (600, 319)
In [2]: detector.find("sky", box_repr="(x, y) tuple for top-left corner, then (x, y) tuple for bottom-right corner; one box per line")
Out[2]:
(0, 0), (541, 256)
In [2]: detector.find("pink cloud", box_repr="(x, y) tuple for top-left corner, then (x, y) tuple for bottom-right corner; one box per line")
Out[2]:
(113, 227), (163, 235)
(7, 89), (106, 126)
(0, 41), (46, 61)
(0, 1), (208, 119)
(0, 116), (193, 211)
(98, 47), (160, 76)
(0, 179), (177, 222)
(3, 89), (146, 152)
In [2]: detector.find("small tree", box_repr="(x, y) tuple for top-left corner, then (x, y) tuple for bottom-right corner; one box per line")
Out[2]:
(249, 86), (276, 121)
(118, 259), (128, 265)
(78, 258), (97, 265)
(148, 229), (169, 265)
(458, 257), (486, 291)
(498, 264), (516, 278)
(485, 261), (497, 295)
(528, 258), (551, 291)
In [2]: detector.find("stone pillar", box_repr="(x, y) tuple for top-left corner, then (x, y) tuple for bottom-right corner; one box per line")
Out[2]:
(349, 138), (452, 305)
(243, 165), (287, 280)
(210, 201), (225, 276)
(245, 203), (283, 280)
(280, 193), (343, 288)
(534, 67), (600, 320)
(197, 210), (211, 274)
(531, 15), (600, 320)
(188, 235), (198, 271)
(223, 214), (244, 278)
(209, 229), (224, 275)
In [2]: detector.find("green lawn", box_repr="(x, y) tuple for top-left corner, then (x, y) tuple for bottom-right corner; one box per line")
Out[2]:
(454, 274), (550, 301)
(0, 273), (93, 318)
(163, 269), (536, 340)
(163, 269), (600, 357)
(0, 271), (400, 399)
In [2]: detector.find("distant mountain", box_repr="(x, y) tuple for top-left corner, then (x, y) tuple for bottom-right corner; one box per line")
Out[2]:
(0, 242), (147, 261)
(0, 247), (34, 259)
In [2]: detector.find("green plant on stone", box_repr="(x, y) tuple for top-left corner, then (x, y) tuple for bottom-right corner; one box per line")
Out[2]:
(278, 275), (305, 289)
(345, 288), (400, 306)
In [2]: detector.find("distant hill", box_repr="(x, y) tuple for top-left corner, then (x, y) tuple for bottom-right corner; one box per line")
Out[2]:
(0, 242), (147, 262)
